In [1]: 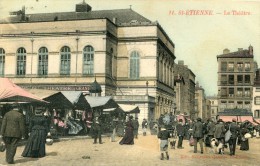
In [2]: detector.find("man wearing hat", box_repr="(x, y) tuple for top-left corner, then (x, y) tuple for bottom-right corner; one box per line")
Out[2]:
(0, 104), (25, 164)
(132, 117), (139, 139)
(214, 119), (225, 154)
(228, 118), (239, 156)
(142, 118), (148, 136)
(192, 118), (204, 154)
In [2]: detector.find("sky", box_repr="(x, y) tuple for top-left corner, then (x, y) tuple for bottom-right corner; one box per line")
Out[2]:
(0, 0), (259, 96)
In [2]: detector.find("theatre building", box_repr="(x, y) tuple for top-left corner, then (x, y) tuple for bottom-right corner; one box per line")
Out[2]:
(0, 1), (176, 120)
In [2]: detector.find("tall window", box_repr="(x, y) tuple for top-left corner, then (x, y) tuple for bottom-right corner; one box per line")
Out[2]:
(237, 88), (243, 97)
(237, 62), (243, 71)
(237, 75), (243, 84)
(228, 62), (234, 71)
(0, 48), (5, 76)
(129, 51), (140, 79)
(60, 46), (71, 75)
(245, 75), (250, 84)
(228, 75), (234, 85)
(221, 62), (227, 71)
(17, 47), (26, 76)
(221, 75), (227, 85)
(255, 97), (260, 105)
(244, 88), (251, 97)
(38, 47), (48, 76)
(245, 62), (251, 71)
(83, 46), (94, 75)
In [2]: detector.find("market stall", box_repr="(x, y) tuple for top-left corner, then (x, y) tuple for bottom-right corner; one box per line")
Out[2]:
(43, 91), (92, 136)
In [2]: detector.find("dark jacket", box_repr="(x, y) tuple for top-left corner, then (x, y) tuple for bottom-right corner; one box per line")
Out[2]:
(176, 123), (185, 136)
(142, 120), (148, 129)
(158, 129), (171, 140)
(207, 122), (216, 136)
(192, 121), (203, 138)
(228, 122), (239, 139)
(0, 110), (25, 138)
(214, 122), (225, 138)
(132, 119), (139, 130)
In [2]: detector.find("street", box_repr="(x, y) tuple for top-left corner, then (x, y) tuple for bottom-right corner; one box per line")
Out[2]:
(0, 134), (260, 166)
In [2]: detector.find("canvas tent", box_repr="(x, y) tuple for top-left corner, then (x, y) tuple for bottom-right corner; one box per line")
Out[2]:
(85, 96), (119, 109)
(118, 104), (140, 114)
(0, 78), (47, 103)
(43, 91), (91, 110)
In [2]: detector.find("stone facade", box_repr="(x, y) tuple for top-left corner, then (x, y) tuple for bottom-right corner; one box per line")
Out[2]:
(217, 46), (256, 112)
(174, 60), (196, 119)
(0, 2), (176, 121)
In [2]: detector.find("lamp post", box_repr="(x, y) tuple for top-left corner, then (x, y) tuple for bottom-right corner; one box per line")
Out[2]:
(146, 81), (149, 95)
(30, 31), (34, 88)
(75, 30), (80, 87)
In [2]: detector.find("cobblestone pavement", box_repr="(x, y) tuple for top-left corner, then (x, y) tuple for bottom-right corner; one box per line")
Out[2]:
(0, 134), (260, 166)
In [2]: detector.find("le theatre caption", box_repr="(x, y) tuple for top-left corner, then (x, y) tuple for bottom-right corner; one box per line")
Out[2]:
(169, 10), (251, 16)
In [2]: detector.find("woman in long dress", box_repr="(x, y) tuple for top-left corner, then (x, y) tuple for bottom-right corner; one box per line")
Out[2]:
(22, 109), (50, 158)
(119, 116), (134, 145)
(240, 123), (249, 151)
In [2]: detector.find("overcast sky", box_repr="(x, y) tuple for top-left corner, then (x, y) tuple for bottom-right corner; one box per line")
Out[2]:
(1, 0), (259, 96)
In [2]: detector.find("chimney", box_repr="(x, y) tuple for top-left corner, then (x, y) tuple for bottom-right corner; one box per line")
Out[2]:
(223, 48), (230, 54)
(178, 60), (184, 65)
(112, 17), (117, 24)
(249, 45), (253, 55)
(76, 0), (92, 12)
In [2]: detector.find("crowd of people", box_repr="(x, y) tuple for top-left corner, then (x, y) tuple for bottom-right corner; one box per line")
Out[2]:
(1, 105), (260, 164)
(156, 113), (260, 160)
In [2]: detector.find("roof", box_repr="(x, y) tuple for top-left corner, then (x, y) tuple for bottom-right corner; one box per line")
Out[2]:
(85, 96), (119, 108)
(118, 104), (140, 113)
(1, 9), (151, 25)
(217, 49), (253, 59)
(43, 91), (91, 110)
(0, 78), (47, 103)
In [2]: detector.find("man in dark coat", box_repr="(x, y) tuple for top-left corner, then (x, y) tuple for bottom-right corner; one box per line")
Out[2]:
(228, 118), (239, 156)
(192, 118), (204, 154)
(142, 119), (148, 136)
(132, 117), (139, 139)
(0, 105), (25, 164)
(92, 116), (102, 144)
(214, 119), (225, 154)
(206, 119), (216, 146)
(176, 119), (185, 149)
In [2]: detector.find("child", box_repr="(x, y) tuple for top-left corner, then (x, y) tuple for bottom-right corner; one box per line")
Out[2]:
(157, 125), (171, 160)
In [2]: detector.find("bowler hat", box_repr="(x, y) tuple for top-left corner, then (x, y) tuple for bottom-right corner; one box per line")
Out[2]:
(197, 118), (202, 122)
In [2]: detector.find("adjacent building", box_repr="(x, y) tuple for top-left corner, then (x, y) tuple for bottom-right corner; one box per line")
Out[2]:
(194, 82), (207, 120)
(207, 95), (218, 121)
(252, 68), (260, 122)
(217, 46), (256, 112)
(174, 60), (196, 119)
(0, 2), (176, 121)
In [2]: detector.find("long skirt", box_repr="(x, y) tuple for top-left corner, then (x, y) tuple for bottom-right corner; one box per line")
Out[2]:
(240, 139), (249, 151)
(22, 129), (47, 158)
(119, 128), (134, 145)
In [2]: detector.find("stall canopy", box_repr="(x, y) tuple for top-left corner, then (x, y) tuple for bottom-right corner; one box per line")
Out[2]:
(0, 78), (47, 103)
(43, 91), (91, 110)
(118, 104), (140, 114)
(85, 96), (119, 109)
(217, 109), (258, 125)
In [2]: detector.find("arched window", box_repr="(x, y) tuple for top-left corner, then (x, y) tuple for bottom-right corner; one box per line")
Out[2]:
(83, 45), (94, 75)
(129, 51), (140, 79)
(0, 48), (5, 76)
(17, 47), (26, 75)
(60, 46), (71, 75)
(38, 47), (48, 76)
